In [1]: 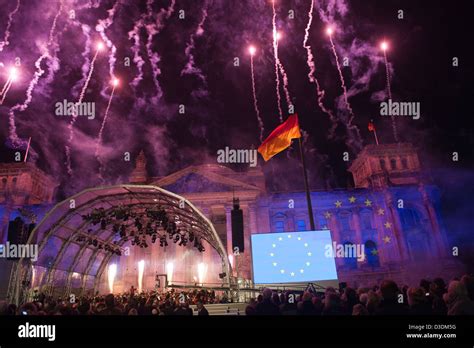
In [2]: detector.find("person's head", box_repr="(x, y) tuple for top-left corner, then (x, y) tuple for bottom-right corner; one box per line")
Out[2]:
(105, 294), (115, 309)
(380, 280), (399, 302)
(272, 293), (280, 305)
(196, 301), (204, 310)
(461, 275), (474, 301)
(352, 303), (369, 316)
(325, 287), (336, 297)
(419, 279), (431, 293)
(359, 293), (368, 306)
(262, 288), (272, 300)
(257, 294), (263, 303)
(324, 293), (341, 309)
(407, 287), (428, 307)
(431, 277), (446, 293)
(312, 297), (322, 310)
(343, 287), (357, 303)
(443, 280), (469, 305)
(77, 301), (90, 315)
(302, 291), (313, 303)
(128, 308), (138, 315)
(0, 301), (7, 315)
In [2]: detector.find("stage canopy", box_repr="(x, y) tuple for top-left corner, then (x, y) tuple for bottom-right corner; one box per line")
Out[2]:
(9, 185), (231, 303)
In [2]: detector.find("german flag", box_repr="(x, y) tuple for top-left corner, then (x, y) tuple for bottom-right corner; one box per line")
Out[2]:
(258, 114), (301, 161)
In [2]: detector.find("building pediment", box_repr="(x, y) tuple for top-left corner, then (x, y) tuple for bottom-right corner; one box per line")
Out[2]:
(152, 165), (263, 194)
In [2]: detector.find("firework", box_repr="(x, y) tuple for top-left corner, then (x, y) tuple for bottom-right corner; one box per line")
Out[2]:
(0, 0), (21, 53)
(95, 78), (119, 176)
(145, 0), (176, 101)
(271, 0), (283, 122)
(96, 1), (120, 79)
(381, 41), (398, 142)
(65, 41), (104, 175)
(0, 67), (17, 104)
(326, 26), (356, 121)
(181, 0), (209, 97)
(249, 46), (264, 142)
(303, 0), (337, 135)
(8, 1), (63, 140)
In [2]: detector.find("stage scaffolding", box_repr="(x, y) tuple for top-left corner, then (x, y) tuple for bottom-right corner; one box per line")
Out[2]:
(7, 185), (232, 305)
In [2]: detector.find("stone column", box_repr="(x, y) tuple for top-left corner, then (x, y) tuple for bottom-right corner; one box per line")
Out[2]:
(419, 184), (447, 257)
(351, 208), (363, 246)
(384, 190), (409, 261)
(328, 211), (343, 268)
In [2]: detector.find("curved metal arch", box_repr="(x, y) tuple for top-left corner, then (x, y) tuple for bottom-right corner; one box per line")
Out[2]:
(16, 185), (232, 301)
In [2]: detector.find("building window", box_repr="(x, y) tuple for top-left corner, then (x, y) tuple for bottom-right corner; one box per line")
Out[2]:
(274, 221), (285, 232)
(399, 208), (421, 229)
(12, 177), (17, 188)
(296, 219), (306, 231)
(360, 212), (372, 229)
(390, 159), (397, 170)
(339, 212), (351, 231)
(1, 178), (6, 189)
(343, 242), (358, 269)
(401, 157), (408, 169)
(380, 159), (386, 171)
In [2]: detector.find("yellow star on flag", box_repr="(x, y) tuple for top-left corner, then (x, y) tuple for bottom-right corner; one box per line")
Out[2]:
(349, 196), (356, 203)
(377, 208), (385, 216)
(364, 199), (372, 207)
(324, 211), (332, 219)
(383, 236), (391, 243)
(335, 200), (342, 208)
(384, 222), (392, 229)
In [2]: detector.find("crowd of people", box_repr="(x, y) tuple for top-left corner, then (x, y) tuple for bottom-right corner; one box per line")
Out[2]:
(1, 275), (473, 316)
(246, 275), (474, 315)
(0, 288), (222, 316)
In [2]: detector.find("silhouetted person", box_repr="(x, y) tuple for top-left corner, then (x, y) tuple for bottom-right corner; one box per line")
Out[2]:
(256, 288), (280, 315)
(196, 301), (209, 316)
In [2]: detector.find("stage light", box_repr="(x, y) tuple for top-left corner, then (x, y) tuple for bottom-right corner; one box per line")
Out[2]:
(97, 42), (104, 51)
(108, 264), (117, 293)
(9, 67), (18, 81)
(326, 26), (334, 36)
(380, 41), (388, 51)
(228, 254), (234, 268)
(138, 260), (145, 293)
(248, 45), (256, 56)
(197, 262), (207, 285)
(112, 78), (119, 87)
(275, 31), (282, 41)
(166, 262), (174, 285)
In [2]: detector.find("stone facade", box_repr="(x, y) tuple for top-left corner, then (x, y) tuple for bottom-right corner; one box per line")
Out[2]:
(0, 144), (463, 290)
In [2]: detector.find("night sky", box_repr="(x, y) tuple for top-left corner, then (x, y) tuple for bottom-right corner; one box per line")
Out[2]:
(0, 0), (472, 199)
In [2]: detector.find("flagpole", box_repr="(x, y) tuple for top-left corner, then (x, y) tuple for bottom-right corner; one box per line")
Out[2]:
(24, 137), (31, 163)
(373, 129), (379, 145)
(297, 137), (315, 231)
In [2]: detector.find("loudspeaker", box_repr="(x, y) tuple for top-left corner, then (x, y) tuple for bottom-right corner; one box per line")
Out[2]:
(7, 217), (24, 244)
(231, 198), (244, 253)
(7, 217), (34, 245)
